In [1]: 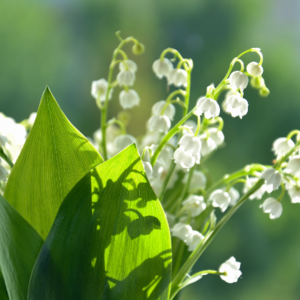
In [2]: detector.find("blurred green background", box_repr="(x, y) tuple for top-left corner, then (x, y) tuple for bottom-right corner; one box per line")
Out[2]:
(1, 0), (300, 299)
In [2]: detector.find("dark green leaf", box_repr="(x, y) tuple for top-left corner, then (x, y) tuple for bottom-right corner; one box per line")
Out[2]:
(4, 87), (103, 238)
(0, 194), (43, 300)
(28, 144), (172, 300)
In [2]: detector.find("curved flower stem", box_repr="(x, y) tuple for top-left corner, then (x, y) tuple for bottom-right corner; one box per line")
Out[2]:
(170, 179), (265, 300)
(213, 48), (263, 98)
(205, 164), (266, 195)
(101, 35), (142, 160)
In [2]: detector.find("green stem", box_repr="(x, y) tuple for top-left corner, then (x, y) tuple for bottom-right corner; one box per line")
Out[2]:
(0, 148), (13, 168)
(170, 179), (265, 300)
(101, 36), (139, 160)
(151, 109), (195, 166)
(205, 164), (266, 195)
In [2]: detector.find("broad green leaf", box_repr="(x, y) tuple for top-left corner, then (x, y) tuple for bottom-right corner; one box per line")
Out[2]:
(0, 269), (9, 300)
(28, 144), (172, 300)
(4, 87), (103, 239)
(0, 194), (43, 300)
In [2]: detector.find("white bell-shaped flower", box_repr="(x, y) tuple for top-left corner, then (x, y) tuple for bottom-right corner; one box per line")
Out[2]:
(0, 165), (8, 181)
(200, 135), (217, 156)
(285, 156), (300, 177)
(147, 115), (171, 132)
(260, 197), (283, 219)
(208, 128), (224, 146)
(91, 79), (111, 101)
(223, 95), (248, 119)
(119, 89), (140, 109)
(182, 195), (206, 217)
(222, 90), (240, 114)
(261, 168), (282, 192)
(168, 69), (188, 87)
(288, 185), (300, 203)
(228, 187), (240, 206)
(229, 71), (249, 90)
(113, 134), (136, 154)
(246, 62), (263, 77)
(186, 230), (204, 251)
(209, 189), (231, 212)
(273, 137), (295, 157)
(243, 177), (266, 200)
(117, 70), (135, 86)
(219, 257), (242, 283)
(152, 101), (176, 120)
(171, 223), (193, 243)
(174, 147), (195, 170)
(152, 58), (173, 79)
(178, 133), (202, 156)
(183, 170), (207, 191)
(195, 97), (220, 119)
(119, 60), (138, 73)
(143, 161), (153, 178)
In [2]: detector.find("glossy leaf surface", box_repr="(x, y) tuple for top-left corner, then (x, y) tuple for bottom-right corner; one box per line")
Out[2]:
(28, 144), (172, 300)
(4, 87), (103, 238)
(0, 194), (43, 300)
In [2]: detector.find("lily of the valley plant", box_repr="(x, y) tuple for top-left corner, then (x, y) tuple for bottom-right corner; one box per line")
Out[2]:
(0, 32), (299, 300)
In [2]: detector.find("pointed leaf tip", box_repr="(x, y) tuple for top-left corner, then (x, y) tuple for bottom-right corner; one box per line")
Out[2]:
(4, 89), (103, 238)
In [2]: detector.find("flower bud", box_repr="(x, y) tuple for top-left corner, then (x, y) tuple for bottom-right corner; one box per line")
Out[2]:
(119, 89), (140, 109)
(246, 62), (264, 77)
(229, 71), (249, 90)
(259, 87), (270, 97)
(132, 43), (145, 55)
(250, 77), (263, 89)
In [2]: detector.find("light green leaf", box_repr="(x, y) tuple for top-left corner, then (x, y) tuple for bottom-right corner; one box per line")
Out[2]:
(28, 144), (172, 300)
(0, 194), (43, 300)
(4, 87), (103, 239)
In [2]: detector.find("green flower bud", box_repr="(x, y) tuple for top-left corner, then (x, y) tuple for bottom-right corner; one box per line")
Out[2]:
(259, 87), (270, 97)
(132, 43), (145, 55)
(250, 77), (263, 89)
